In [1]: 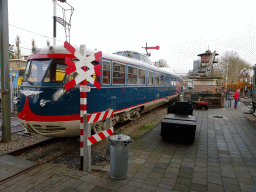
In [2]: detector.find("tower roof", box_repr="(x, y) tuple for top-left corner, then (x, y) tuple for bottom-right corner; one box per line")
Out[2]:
(197, 50), (219, 56)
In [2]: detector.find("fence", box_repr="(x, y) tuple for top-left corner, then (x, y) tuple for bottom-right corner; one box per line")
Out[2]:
(0, 74), (19, 113)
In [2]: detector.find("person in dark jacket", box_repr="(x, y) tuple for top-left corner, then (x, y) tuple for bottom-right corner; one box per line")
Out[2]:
(234, 89), (240, 109)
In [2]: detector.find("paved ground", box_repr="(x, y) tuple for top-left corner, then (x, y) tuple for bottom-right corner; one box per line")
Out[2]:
(1, 99), (256, 192)
(0, 117), (24, 136)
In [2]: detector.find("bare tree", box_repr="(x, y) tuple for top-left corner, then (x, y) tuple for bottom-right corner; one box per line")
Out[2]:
(46, 39), (51, 47)
(218, 51), (252, 84)
(32, 38), (36, 49)
(9, 44), (15, 59)
(154, 59), (169, 68)
(14, 35), (21, 59)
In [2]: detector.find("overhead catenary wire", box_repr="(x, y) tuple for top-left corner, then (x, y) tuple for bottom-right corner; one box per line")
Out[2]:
(9, 24), (64, 43)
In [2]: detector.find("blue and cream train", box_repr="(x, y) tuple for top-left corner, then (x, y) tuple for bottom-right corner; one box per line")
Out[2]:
(16, 45), (182, 137)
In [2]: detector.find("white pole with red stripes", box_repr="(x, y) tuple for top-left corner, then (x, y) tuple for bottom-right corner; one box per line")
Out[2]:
(78, 45), (90, 171)
(63, 41), (114, 172)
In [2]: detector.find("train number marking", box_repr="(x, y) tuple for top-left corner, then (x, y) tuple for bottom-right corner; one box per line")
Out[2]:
(80, 85), (91, 92)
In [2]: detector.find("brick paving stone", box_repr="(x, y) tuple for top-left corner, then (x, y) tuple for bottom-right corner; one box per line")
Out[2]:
(208, 177), (223, 185)
(142, 162), (156, 169)
(223, 177), (239, 185)
(223, 183), (242, 192)
(208, 166), (221, 173)
(143, 177), (161, 187)
(152, 167), (166, 174)
(141, 184), (157, 191)
(131, 177), (145, 183)
(166, 167), (179, 173)
(207, 183), (224, 192)
(190, 183), (207, 192)
(138, 167), (153, 174)
(127, 180), (143, 188)
(194, 161), (207, 168)
(208, 171), (222, 180)
(158, 158), (170, 164)
(240, 183), (256, 191)
(103, 180), (123, 190)
(145, 158), (158, 164)
(148, 172), (163, 179)
(193, 171), (207, 179)
(90, 185), (118, 192)
(162, 171), (178, 180)
(194, 166), (207, 173)
(175, 177), (192, 185)
(158, 184), (173, 190)
(155, 187), (172, 192)
(173, 183), (190, 192)
(237, 176), (255, 185)
(155, 162), (169, 168)
(118, 184), (136, 192)
(76, 182), (96, 192)
(192, 176), (207, 185)
(133, 172), (149, 180)
(221, 171), (237, 178)
(60, 187), (79, 192)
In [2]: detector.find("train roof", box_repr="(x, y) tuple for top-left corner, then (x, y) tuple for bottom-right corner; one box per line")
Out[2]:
(30, 45), (180, 78)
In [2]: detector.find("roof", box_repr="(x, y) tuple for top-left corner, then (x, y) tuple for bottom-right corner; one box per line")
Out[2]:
(197, 50), (219, 56)
(30, 45), (180, 78)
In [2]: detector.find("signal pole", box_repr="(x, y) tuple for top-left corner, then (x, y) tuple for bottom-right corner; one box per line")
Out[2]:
(0, 0), (11, 142)
(53, 0), (57, 46)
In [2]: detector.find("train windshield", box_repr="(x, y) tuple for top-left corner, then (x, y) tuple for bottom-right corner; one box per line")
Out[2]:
(44, 59), (67, 83)
(26, 59), (51, 83)
(26, 58), (79, 84)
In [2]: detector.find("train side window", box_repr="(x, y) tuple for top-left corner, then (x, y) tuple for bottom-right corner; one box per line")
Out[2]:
(131, 52), (141, 60)
(155, 72), (159, 85)
(113, 62), (126, 84)
(138, 69), (145, 85)
(115, 52), (122, 55)
(167, 76), (170, 85)
(102, 61), (111, 84)
(161, 74), (164, 85)
(172, 77), (176, 86)
(123, 51), (132, 58)
(148, 71), (154, 85)
(127, 66), (137, 84)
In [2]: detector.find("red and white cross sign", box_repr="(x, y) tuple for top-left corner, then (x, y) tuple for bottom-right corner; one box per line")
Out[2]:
(64, 41), (102, 91)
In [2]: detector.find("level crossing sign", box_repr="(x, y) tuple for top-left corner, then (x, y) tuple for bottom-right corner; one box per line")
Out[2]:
(64, 41), (102, 91)
(63, 41), (114, 172)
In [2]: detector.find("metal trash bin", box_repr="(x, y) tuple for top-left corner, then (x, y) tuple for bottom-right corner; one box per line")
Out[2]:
(109, 134), (132, 179)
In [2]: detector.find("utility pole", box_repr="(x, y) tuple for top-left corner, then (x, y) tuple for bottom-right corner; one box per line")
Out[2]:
(53, 0), (57, 46)
(0, 0), (11, 142)
(225, 60), (229, 100)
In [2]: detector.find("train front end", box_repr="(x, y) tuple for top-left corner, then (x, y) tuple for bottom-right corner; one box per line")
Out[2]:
(17, 46), (94, 137)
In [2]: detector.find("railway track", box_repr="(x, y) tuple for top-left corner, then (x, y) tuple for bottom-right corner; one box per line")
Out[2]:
(0, 137), (79, 184)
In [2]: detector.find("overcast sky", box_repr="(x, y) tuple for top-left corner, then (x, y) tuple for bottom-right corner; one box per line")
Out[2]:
(8, 0), (256, 73)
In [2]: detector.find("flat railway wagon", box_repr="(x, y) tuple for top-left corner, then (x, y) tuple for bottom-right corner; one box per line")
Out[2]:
(15, 45), (182, 137)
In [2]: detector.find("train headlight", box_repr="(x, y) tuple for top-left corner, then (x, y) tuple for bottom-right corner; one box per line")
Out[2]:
(40, 99), (46, 107)
(13, 97), (20, 105)
(40, 99), (51, 107)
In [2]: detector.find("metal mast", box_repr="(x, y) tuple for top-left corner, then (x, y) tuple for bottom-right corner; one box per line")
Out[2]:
(0, 0), (11, 142)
